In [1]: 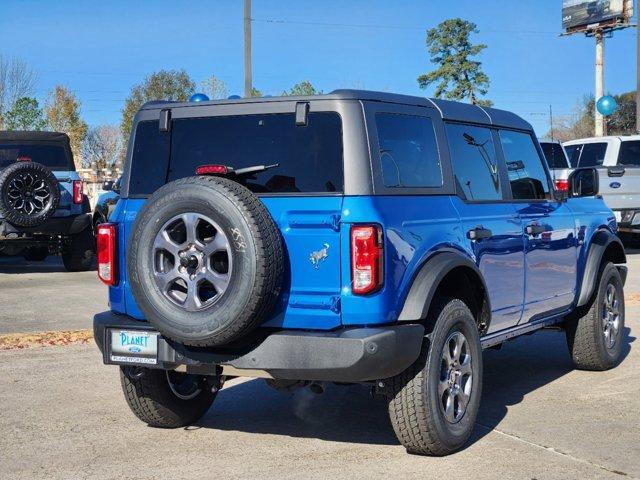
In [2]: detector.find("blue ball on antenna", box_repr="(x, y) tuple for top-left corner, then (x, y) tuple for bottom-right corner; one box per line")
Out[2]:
(189, 93), (210, 102)
(596, 95), (617, 117)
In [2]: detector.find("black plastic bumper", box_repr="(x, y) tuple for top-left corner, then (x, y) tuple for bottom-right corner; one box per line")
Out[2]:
(94, 311), (425, 383)
(0, 213), (91, 237)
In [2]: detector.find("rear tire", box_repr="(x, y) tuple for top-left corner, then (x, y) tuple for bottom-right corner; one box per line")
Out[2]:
(120, 367), (217, 428)
(386, 298), (482, 456)
(61, 226), (94, 272)
(565, 261), (625, 371)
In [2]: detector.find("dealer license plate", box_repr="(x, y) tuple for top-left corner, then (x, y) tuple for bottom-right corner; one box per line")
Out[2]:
(109, 330), (158, 365)
(614, 211), (622, 222)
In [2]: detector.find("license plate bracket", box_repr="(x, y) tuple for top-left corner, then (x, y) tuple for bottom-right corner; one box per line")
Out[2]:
(108, 329), (159, 365)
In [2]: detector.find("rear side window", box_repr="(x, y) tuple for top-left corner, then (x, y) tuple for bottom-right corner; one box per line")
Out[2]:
(569, 142), (608, 168)
(128, 121), (170, 196)
(168, 112), (343, 193)
(617, 141), (640, 166)
(540, 142), (569, 169)
(499, 130), (551, 200)
(375, 113), (442, 188)
(446, 123), (502, 201)
(0, 144), (71, 170)
(564, 144), (581, 168)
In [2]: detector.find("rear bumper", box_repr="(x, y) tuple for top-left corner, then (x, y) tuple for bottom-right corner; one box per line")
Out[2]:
(0, 213), (91, 237)
(93, 311), (425, 383)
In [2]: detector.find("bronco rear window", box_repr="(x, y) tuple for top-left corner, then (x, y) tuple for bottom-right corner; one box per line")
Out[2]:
(167, 112), (343, 194)
(0, 144), (71, 171)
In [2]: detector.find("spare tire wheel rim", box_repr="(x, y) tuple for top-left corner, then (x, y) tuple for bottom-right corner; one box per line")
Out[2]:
(152, 212), (233, 312)
(6, 171), (52, 216)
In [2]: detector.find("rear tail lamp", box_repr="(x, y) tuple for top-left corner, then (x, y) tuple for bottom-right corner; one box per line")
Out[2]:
(196, 164), (230, 175)
(73, 180), (84, 204)
(351, 225), (384, 295)
(97, 223), (117, 286)
(555, 179), (569, 192)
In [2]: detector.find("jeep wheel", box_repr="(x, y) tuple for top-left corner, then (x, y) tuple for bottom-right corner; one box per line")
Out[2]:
(0, 161), (60, 227)
(386, 298), (482, 456)
(120, 367), (218, 428)
(61, 226), (95, 272)
(128, 176), (283, 347)
(565, 261), (625, 371)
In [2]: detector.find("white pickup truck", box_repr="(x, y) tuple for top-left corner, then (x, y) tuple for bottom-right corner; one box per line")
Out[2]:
(564, 135), (640, 245)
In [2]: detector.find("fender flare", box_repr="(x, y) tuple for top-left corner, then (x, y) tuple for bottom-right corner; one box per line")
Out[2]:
(576, 229), (626, 307)
(398, 250), (490, 323)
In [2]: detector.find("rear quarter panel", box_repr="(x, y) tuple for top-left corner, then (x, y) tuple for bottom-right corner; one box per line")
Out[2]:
(564, 196), (617, 293)
(340, 195), (464, 326)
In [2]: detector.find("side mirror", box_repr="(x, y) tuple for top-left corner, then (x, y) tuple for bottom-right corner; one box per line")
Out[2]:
(112, 178), (121, 194)
(102, 181), (113, 191)
(568, 168), (599, 198)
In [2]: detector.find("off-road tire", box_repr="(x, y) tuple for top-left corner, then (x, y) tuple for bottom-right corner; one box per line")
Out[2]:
(565, 261), (625, 371)
(120, 367), (216, 428)
(23, 247), (48, 262)
(386, 298), (482, 456)
(128, 176), (283, 347)
(0, 161), (60, 227)
(61, 226), (95, 272)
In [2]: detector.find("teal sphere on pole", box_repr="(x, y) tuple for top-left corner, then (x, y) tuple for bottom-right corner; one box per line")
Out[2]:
(596, 96), (617, 117)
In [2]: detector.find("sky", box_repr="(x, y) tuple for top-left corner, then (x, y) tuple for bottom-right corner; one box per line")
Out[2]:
(0, 0), (637, 135)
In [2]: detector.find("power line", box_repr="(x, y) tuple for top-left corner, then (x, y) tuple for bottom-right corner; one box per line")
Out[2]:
(252, 18), (559, 35)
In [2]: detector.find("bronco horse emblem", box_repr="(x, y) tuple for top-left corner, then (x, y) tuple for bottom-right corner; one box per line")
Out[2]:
(309, 243), (330, 269)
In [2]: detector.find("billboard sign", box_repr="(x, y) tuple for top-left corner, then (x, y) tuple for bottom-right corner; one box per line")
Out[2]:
(562, 0), (633, 31)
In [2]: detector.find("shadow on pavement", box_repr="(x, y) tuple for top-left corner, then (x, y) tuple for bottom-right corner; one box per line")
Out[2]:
(0, 255), (96, 274)
(196, 328), (634, 449)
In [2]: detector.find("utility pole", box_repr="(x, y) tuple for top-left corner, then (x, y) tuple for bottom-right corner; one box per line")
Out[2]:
(595, 31), (605, 137)
(243, 0), (252, 98)
(637, 17), (640, 133)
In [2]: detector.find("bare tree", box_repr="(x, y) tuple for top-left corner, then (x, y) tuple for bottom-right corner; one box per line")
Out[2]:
(201, 74), (228, 100)
(83, 125), (122, 178)
(0, 56), (37, 129)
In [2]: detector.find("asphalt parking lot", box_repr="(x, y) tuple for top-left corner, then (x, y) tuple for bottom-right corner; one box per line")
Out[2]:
(0, 253), (638, 479)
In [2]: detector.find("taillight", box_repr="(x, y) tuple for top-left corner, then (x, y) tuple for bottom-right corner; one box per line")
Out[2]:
(555, 179), (569, 192)
(73, 180), (84, 204)
(351, 225), (384, 295)
(196, 164), (230, 175)
(97, 223), (117, 286)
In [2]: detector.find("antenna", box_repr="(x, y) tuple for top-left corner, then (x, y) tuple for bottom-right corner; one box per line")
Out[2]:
(549, 104), (558, 191)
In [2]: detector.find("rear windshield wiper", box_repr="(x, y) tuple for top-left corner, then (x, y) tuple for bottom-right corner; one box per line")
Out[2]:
(233, 163), (279, 176)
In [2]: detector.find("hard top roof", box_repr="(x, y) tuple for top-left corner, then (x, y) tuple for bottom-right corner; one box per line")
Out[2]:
(0, 131), (70, 143)
(140, 89), (532, 131)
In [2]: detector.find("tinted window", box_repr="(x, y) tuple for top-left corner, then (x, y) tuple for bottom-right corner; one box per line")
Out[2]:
(577, 142), (607, 167)
(499, 130), (550, 200)
(446, 123), (502, 201)
(375, 114), (442, 188)
(540, 142), (569, 169)
(168, 112), (343, 193)
(564, 144), (581, 167)
(128, 121), (170, 196)
(0, 144), (71, 170)
(617, 140), (640, 166)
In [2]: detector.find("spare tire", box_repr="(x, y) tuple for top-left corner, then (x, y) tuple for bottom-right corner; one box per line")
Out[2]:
(0, 162), (60, 227)
(128, 176), (284, 347)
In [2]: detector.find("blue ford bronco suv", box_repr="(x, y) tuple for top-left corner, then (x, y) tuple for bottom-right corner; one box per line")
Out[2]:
(0, 131), (94, 270)
(94, 90), (627, 455)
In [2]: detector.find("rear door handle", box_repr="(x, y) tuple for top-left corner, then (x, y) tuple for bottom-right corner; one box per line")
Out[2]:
(525, 223), (545, 236)
(467, 226), (493, 240)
